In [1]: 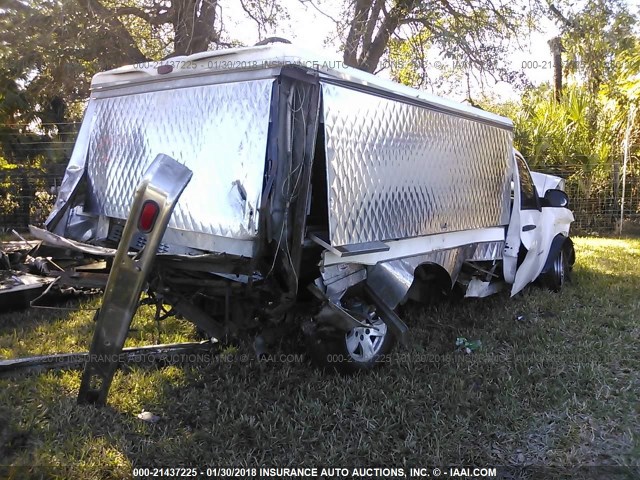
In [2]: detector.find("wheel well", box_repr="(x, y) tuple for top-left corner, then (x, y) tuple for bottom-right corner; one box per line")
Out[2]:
(404, 262), (453, 304)
(541, 234), (572, 274)
(563, 237), (576, 267)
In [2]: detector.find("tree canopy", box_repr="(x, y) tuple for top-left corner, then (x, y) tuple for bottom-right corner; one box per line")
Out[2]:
(319, 0), (542, 99)
(0, 0), (283, 129)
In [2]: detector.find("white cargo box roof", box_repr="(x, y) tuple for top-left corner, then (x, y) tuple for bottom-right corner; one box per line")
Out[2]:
(91, 44), (512, 128)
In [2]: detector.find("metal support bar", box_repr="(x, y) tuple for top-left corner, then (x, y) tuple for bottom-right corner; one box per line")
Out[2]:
(77, 154), (192, 406)
(364, 284), (409, 347)
(1, 341), (214, 377)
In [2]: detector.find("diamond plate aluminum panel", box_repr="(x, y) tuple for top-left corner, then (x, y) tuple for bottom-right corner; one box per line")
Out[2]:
(85, 79), (273, 240)
(322, 83), (513, 247)
(469, 241), (504, 261)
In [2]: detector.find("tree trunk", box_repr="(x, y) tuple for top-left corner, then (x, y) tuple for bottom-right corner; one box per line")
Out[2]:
(548, 37), (563, 102)
(173, 0), (219, 56)
(343, 0), (416, 73)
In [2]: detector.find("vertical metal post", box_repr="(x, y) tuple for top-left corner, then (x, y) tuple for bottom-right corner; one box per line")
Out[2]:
(620, 105), (636, 236)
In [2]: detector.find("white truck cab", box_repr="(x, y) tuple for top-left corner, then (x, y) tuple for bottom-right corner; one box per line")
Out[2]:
(505, 150), (575, 295)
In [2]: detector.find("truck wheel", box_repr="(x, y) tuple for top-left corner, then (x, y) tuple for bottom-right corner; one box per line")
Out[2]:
(540, 248), (569, 292)
(306, 308), (395, 373)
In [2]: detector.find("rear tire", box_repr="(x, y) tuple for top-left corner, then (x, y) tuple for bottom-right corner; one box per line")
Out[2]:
(306, 301), (396, 373)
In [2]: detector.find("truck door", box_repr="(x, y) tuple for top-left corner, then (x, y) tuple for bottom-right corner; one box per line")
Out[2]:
(506, 152), (546, 295)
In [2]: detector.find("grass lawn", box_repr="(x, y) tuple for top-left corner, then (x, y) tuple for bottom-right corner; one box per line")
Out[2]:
(0, 237), (638, 478)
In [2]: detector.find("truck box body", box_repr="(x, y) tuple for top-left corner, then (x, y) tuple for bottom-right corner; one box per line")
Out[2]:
(46, 45), (514, 273)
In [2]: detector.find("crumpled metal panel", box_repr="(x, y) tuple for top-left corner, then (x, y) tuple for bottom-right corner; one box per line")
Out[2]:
(322, 83), (513, 247)
(85, 79), (273, 240)
(45, 101), (97, 233)
(366, 245), (473, 308)
(365, 241), (504, 309)
(320, 263), (367, 302)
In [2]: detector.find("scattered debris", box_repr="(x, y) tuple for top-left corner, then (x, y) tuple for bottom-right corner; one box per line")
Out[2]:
(11, 229), (36, 249)
(0, 270), (55, 310)
(456, 337), (482, 354)
(137, 411), (160, 424)
(0, 235), (108, 311)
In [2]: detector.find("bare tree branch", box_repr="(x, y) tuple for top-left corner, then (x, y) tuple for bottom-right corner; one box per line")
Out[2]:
(298, 0), (341, 24)
(549, 3), (576, 29)
(240, 0), (266, 39)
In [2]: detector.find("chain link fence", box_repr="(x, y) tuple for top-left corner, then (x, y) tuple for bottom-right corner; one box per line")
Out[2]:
(1, 139), (639, 236)
(0, 168), (65, 234)
(0, 123), (78, 235)
(537, 162), (640, 235)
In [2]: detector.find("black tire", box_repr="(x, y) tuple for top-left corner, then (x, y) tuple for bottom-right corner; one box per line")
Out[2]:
(306, 310), (396, 373)
(539, 247), (570, 292)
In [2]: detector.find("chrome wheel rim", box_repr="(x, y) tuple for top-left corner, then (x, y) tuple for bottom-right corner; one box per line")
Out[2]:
(345, 317), (387, 362)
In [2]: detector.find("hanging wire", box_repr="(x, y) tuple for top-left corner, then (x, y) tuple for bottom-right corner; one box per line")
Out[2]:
(266, 85), (307, 291)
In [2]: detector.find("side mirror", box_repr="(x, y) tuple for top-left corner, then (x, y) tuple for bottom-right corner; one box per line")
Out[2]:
(542, 189), (569, 208)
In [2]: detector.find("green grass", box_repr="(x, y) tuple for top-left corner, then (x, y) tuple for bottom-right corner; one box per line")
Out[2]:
(0, 302), (198, 359)
(0, 237), (638, 478)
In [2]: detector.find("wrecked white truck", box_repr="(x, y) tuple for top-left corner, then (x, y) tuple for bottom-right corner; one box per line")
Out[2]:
(34, 44), (575, 405)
